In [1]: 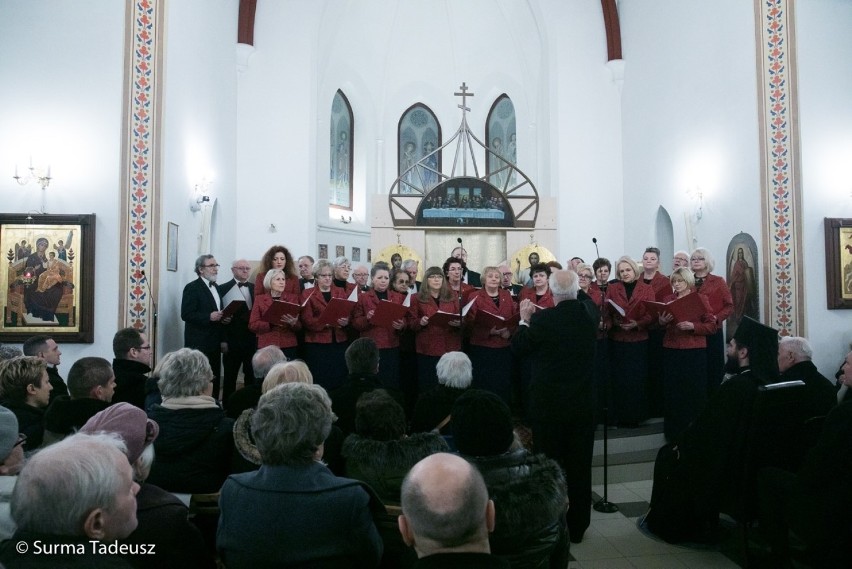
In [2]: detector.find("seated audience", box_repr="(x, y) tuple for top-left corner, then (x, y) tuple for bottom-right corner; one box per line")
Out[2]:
(342, 390), (447, 504)
(80, 403), (213, 569)
(21, 335), (68, 404)
(217, 383), (383, 568)
(452, 389), (569, 568)
(0, 407), (25, 540)
(0, 433), (139, 568)
(398, 452), (509, 568)
(43, 356), (115, 446)
(225, 345), (286, 419)
(146, 348), (235, 494)
(331, 338), (404, 435)
(411, 351), (472, 436)
(0, 356), (52, 452)
(776, 336), (837, 418)
(0, 344), (23, 361)
(112, 327), (154, 409)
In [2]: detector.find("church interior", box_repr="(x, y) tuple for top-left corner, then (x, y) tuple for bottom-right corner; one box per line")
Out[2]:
(2, 1), (851, 566)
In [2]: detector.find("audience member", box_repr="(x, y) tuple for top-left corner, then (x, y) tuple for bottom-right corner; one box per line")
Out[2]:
(112, 328), (153, 410)
(0, 344), (23, 361)
(776, 336), (837, 418)
(0, 356), (52, 452)
(331, 338), (404, 435)
(0, 407), (25, 540)
(21, 335), (68, 403)
(0, 433), (139, 568)
(453, 389), (569, 567)
(343, 390), (447, 504)
(218, 383), (383, 568)
(398, 452), (508, 567)
(225, 345), (286, 419)
(411, 351), (472, 436)
(146, 349), (235, 494)
(512, 270), (598, 543)
(80, 403), (213, 569)
(42, 357), (115, 446)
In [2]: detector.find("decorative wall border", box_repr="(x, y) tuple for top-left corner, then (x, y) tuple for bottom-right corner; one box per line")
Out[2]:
(119, 0), (163, 333)
(755, 0), (805, 336)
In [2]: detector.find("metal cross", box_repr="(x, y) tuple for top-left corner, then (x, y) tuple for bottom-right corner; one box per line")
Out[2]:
(454, 82), (474, 114)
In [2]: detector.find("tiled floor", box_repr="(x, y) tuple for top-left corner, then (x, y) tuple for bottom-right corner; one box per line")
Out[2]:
(567, 480), (742, 569)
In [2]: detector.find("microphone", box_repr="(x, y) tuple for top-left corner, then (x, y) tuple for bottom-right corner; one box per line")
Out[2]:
(592, 237), (600, 259)
(457, 237), (462, 244)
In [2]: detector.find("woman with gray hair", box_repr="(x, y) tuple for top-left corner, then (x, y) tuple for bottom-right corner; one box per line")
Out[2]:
(249, 268), (302, 360)
(217, 383), (383, 568)
(146, 348), (236, 494)
(411, 351), (472, 435)
(301, 259), (355, 392)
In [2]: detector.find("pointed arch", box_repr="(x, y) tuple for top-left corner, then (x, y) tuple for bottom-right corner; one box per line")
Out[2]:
(329, 90), (353, 210)
(398, 103), (442, 194)
(485, 95), (517, 189)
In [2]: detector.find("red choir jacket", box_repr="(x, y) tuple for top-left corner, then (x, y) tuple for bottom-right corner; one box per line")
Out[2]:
(694, 273), (734, 322)
(300, 287), (354, 344)
(519, 286), (555, 309)
(408, 295), (462, 356)
(660, 292), (717, 349)
(248, 292), (302, 349)
(351, 289), (407, 349)
(253, 271), (300, 298)
(604, 280), (656, 343)
(464, 288), (518, 349)
(644, 272), (672, 302)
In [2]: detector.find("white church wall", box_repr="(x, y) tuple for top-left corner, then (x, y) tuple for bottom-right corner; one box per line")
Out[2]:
(620, 0), (761, 268)
(0, 0), (126, 363)
(157, 0), (240, 354)
(796, 0), (852, 376)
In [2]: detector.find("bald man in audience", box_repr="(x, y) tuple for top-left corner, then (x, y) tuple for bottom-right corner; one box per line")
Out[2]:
(776, 336), (836, 418)
(398, 452), (509, 568)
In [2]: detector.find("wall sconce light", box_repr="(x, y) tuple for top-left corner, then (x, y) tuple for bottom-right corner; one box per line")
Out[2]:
(190, 179), (212, 212)
(340, 215), (352, 224)
(13, 161), (51, 190)
(687, 185), (704, 223)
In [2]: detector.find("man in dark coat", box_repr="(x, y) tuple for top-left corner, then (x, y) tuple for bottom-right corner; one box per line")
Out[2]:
(645, 316), (779, 543)
(21, 335), (68, 404)
(399, 453), (510, 568)
(511, 270), (598, 544)
(111, 327), (153, 410)
(218, 259), (257, 403)
(181, 254), (228, 401)
(776, 336), (837, 419)
(43, 357), (114, 445)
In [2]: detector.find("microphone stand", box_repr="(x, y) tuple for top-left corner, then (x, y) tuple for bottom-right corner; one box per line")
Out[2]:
(140, 270), (158, 367)
(591, 238), (618, 514)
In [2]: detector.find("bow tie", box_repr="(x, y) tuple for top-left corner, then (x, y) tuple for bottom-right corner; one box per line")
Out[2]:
(237, 282), (248, 288)
(695, 277), (705, 288)
(208, 281), (216, 288)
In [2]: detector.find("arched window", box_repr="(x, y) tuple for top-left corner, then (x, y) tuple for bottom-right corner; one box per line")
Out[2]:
(485, 94), (516, 190)
(398, 103), (442, 194)
(329, 90), (353, 210)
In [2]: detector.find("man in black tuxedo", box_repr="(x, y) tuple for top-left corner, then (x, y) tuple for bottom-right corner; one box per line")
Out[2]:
(181, 254), (228, 400)
(497, 261), (522, 299)
(297, 255), (315, 291)
(512, 270), (598, 544)
(403, 259), (421, 293)
(451, 246), (481, 287)
(218, 259), (257, 403)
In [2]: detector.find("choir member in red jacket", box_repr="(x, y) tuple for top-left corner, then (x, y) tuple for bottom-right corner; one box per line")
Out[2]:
(351, 262), (407, 390)
(658, 267), (716, 441)
(604, 256), (655, 427)
(300, 259), (355, 392)
(254, 245), (300, 297)
(690, 248), (733, 396)
(409, 266), (461, 392)
(519, 263), (556, 308)
(443, 257), (477, 305)
(249, 269), (302, 361)
(464, 266), (519, 404)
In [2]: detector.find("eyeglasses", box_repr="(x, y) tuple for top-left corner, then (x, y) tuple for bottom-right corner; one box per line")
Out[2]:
(690, 257), (705, 261)
(317, 273), (333, 278)
(233, 266), (251, 271)
(203, 263), (220, 268)
(137, 345), (152, 351)
(353, 273), (368, 278)
(501, 272), (513, 277)
(13, 433), (27, 448)
(578, 274), (592, 280)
